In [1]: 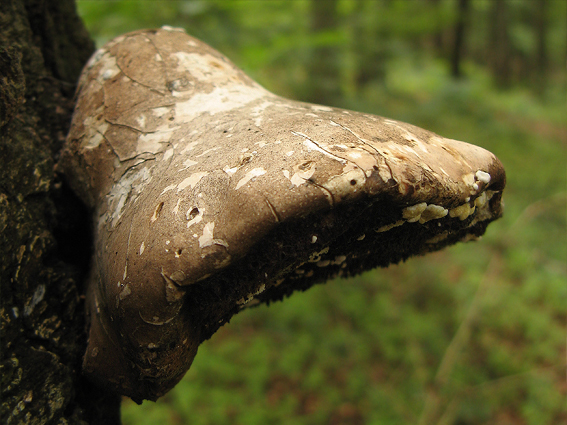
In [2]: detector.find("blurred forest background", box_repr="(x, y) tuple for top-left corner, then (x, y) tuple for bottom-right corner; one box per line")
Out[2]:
(76, 1), (566, 424)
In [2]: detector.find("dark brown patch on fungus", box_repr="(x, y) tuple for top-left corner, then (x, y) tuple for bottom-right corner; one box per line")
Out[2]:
(58, 27), (506, 403)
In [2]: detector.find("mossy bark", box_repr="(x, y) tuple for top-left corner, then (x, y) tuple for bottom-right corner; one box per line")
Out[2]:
(0, 0), (120, 423)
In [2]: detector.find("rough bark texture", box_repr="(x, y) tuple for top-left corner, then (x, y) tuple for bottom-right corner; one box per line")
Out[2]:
(0, 0), (120, 423)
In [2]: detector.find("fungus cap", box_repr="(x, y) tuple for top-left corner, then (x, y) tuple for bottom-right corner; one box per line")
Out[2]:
(60, 27), (505, 402)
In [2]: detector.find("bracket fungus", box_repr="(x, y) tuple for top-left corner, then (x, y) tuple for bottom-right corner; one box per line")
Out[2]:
(59, 27), (505, 402)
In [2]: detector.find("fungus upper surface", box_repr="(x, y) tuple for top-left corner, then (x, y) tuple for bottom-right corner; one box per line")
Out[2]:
(60, 27), (505, 402)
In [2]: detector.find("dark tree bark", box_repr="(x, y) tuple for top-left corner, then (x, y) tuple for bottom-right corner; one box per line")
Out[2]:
(488, 0), (511, 87)
(428, 0), (445, 55)
(0, 0), (120, 423)
(450, 0), (469, 79)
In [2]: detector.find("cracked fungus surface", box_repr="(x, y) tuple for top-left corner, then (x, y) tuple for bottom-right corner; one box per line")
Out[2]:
(59, 27), (505, 402)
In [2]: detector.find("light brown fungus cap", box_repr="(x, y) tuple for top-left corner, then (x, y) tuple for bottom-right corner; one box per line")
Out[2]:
(59, 27), (505, 402)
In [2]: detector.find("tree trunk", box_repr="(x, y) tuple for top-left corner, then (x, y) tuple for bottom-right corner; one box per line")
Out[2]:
(450, 0), (469, 79)
(353, 0), (388, 90)
(306, 0), (340, 105)
(533, 0), (548, 97)
(0, 0), (121, 423)
(488, 0), (511, 87)
(428, 0), (445, 56)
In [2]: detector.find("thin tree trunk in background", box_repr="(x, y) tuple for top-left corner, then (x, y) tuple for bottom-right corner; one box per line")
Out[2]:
(429, 0), (444, 55)
(0, 0), (120, 423)
(450, 0), (469, 79)
(534, 0), (548, 97)
(489, 0), (511, 87)
(307, 0), (339, 105)
(353, 0), (388, 91)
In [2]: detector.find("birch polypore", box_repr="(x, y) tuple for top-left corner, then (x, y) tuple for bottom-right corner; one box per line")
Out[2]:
(60, 27), (506, 402)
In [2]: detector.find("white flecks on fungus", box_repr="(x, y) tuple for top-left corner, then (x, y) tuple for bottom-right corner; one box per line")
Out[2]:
(177, 172), (208, 192)
(59, 27), (505, 403)
(235, 167), (266, 190)
(198, 222), (215, 248)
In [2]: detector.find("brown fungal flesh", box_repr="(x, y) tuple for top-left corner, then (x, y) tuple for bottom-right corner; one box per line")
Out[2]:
(59, 27), (506, 402)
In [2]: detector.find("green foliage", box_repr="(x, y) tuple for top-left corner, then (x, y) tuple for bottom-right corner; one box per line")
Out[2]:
(77, 1), (566, 423)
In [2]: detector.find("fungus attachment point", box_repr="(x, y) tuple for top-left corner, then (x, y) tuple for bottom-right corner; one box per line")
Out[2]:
(59, 28), (506, 402)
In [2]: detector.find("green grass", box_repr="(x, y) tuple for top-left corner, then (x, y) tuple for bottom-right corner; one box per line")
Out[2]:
(76, 3), (567, 423)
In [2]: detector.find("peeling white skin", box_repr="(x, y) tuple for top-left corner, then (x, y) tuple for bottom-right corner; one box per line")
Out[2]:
(116, 284), (131, 308)
(177, 172), (208, 192)
(235, 168), (266, 190)
(104, 167), (152, 228)
(223, 166), (238, 176)
(160, 184), (177, 195)
(297, 134), (346, 164)
(182, 158), (198, 169)
(198, 222), (215, 248)
(174, 85), (270, 124)
(173, 52), (235, 82)
(322, 168), (366, 203)
(198, 222), (229, 249)
(290, 164), (316, 187)
(163, 148), (174, 162)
